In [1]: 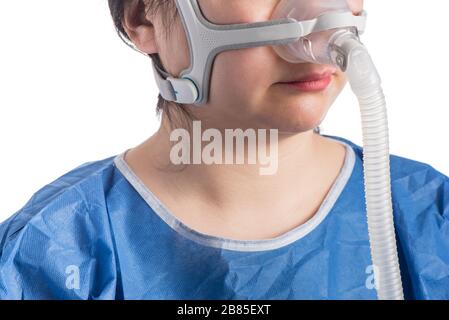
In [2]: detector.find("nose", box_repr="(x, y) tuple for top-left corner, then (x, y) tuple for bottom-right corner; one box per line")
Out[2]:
(346, 0), (364, 15)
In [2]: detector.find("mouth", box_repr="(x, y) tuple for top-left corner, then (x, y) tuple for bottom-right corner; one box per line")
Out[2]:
(277, 68), (337, 92)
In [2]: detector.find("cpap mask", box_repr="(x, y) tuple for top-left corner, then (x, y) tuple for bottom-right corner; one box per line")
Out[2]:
(153, 0), (369, 104)
(152, 0), (404, 300)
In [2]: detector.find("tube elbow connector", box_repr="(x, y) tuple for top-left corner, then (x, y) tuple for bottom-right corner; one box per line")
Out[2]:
(330, 31), (382, 95)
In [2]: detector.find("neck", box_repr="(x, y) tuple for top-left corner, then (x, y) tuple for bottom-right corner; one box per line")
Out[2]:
(140, 118), (340, 217)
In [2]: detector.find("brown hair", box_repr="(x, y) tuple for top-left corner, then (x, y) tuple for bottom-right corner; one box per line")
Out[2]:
(108, 0), (194, 130)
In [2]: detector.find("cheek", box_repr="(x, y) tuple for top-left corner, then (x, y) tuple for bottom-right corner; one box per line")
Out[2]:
(198, 0), (277, 24)
(328, 71), (348, 107)
(210, 47), (277, 104)
(157, 20), (191, 76)
(331, 70), (347, 92)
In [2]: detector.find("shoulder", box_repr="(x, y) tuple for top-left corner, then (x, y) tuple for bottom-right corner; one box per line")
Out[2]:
(324, 134), (448, 196)
(0, 153), (123, 299)
(325, 134), (449, 299)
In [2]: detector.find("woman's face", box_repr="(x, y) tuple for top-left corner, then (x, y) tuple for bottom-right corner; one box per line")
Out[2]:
(154, 0), (364, 132)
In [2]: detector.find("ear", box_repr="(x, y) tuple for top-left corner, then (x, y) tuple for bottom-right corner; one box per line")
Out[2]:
(122, 0), (158, 54)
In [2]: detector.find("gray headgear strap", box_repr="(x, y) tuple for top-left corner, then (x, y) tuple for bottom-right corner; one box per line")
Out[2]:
(152, 0), (367, 105)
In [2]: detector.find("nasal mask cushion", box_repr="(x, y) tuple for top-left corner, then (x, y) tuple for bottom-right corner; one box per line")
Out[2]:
(152, 0), (367, 105)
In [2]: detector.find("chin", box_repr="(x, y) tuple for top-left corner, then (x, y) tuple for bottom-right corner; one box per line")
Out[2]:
(278, 121), (323, 134)
(258, 110), (325, 134)
(271, 100), (329, 133)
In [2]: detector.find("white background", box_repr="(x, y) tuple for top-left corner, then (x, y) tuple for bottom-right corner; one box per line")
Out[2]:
(1, 0), (448, 222)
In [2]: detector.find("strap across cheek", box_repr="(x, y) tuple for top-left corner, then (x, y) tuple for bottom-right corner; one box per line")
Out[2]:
(151, 0), (367, 105)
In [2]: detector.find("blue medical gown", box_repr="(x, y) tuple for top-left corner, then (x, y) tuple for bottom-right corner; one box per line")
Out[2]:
(0, 135), (448, 300)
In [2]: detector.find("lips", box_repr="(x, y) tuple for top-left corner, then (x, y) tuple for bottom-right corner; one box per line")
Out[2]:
(277, 67), (336, 92)
(280, 68), (337, 84)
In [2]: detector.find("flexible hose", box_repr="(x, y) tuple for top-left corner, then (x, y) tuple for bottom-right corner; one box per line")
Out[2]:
(331, 33), (404, 300)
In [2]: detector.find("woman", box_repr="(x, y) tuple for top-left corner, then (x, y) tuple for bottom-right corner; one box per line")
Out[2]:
(0, 0), (448, 299)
